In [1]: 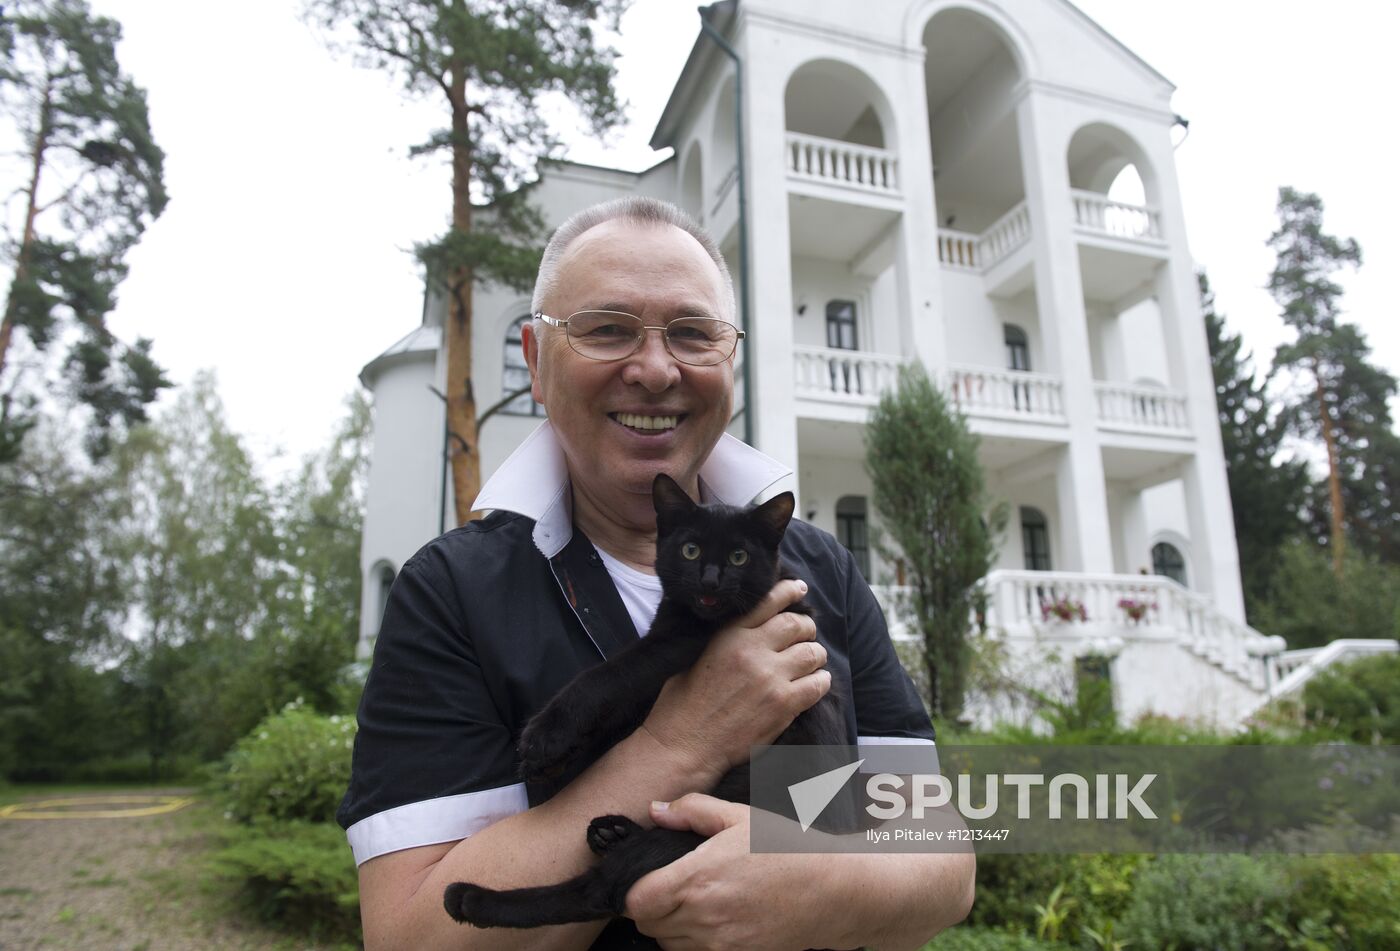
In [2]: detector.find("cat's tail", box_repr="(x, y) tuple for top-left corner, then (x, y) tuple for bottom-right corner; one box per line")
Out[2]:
(443, 869), (619, 928)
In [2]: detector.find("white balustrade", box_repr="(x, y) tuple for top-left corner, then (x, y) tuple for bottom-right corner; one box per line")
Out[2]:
(1094, 381), (1190, 432)
(792, 346), (902, 404)
(983, 570), (1277, 690)
(936, 202), (1031, 273)
(786, 132), (899, 195)
(1071, 189), (1163, 242)
(944, 364), (1065, 422)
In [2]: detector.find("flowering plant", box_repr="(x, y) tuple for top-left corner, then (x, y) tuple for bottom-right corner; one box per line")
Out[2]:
(1117, 597), (1156, 623)
(1041, 595), (1087, 623)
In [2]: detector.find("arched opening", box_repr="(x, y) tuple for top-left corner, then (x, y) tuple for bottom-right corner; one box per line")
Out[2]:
(681, 140), (704, 223)
(1020, 506), (1052, 571)
(923, 9), (1026, 236)
(836, 495), (871, 580)
(784, 59), (892, 148)
(502, 314), (542, 416)
(1151, 540), (1187, 587)
(1066, 122), (1160, 239)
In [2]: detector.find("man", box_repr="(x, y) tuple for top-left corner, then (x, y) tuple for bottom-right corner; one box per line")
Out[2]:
(339, 197), (975, 949)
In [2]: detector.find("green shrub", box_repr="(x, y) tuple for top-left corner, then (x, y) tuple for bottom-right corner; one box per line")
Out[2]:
(1301, 653), (1400, 743)
(210, 819), (359, 942)
(219, 700), (355, 824)
(1276, 853), (1400, 949)
(921, 926), (1060, 950)
(1118, 854), (1289, 950)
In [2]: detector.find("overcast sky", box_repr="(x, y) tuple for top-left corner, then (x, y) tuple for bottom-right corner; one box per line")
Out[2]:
(66, 0), (1400, 478)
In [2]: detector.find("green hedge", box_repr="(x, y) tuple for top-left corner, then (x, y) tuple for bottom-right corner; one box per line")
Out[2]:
(1301, 653), (1400, 743)
(220, 699), (355, 824)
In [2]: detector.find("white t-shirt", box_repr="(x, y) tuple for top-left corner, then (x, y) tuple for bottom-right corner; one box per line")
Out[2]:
(593, 545), (664, 637)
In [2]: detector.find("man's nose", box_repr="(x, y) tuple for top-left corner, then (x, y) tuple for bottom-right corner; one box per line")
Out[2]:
(620, 326), (681, 392)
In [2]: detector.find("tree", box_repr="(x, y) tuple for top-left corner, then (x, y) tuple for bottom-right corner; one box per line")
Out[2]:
(305, 0), (626, 525)
(1268, 188), (1399, 570)
(0, 0), (170, 461)
(865, 363), (1005, 721)
(1255, 539), (1400, 650)
(1201, 271), (1309, 620)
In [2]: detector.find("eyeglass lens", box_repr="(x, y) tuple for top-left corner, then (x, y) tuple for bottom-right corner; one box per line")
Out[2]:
(565, 311), (738, 366)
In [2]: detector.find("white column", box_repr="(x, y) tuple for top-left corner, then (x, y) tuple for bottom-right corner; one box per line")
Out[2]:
(1016, 91), (1114, 573)
(1147, 137), (1246, 621)
(740, 32), (800, 500)
(889, 52), (944, 376)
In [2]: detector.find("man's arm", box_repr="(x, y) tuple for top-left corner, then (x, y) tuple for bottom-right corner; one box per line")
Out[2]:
(627, 795), (974, 951)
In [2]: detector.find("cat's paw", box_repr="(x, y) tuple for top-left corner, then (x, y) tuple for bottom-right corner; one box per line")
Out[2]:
(444, 881), (494, 926)
(586, 814), (640, 856)
(517, 708), (586, 785)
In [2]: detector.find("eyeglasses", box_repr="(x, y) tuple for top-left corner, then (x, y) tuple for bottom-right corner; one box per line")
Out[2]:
(534, 310), (744, 367)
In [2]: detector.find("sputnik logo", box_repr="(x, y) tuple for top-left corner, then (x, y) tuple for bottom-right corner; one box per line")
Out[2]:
(786, 758), (864, 832)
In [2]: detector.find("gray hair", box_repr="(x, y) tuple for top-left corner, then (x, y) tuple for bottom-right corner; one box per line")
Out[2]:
(530, 196), (736, 322)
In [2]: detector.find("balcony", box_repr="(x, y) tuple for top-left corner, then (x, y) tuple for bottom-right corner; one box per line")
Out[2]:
(1071, 190), (1163, 244)
(935, 202), (1031, 273)
(1094, 381), (1190, 435)
(785, 132), (900, 200)
(793, 346), (901, 407)
(945, 364), (1065, 425)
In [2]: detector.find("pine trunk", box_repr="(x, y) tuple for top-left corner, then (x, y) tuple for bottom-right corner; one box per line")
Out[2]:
(1316, 368), (1346, 576)
(0, 86), (52, 380)
(446, 68), (480, 526)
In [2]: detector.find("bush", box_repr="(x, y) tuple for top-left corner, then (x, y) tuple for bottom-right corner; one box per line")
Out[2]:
(1277, 853), (1400, 949)
(1301, 653), (1400, 743)
(219, 699), (355, 824)
(920, 926), (1060, 951)
(1118, 854), (1289, 950)
(1256, 541), (1400, 649)
(210, 819), (359, 942)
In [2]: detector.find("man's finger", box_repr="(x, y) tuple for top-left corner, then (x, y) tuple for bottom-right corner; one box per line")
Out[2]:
(737, 578), (807, 629)
(650, 793), (746, 837)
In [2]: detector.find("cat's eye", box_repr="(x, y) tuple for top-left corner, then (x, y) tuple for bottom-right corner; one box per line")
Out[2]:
(728, 549), (748, 566)
(681, 542), (701, 560)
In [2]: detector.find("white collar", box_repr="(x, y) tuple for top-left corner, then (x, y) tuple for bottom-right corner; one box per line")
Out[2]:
(472, 421), (792, 558)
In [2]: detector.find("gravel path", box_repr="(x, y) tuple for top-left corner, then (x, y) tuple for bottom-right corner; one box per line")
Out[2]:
(0, 788), (350, 950)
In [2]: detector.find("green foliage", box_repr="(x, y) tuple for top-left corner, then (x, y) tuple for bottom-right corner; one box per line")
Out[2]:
(865, 362), (1005, 719)
(1202, 270), (1309, 620)
(220, 701), (356, 825)
(209, 819), (359, 942)
(1277, 854), (1400, 949)
(1255, 539), (1400, 649)
(0, 0), (171, 460)
(1117, 854), (1289, 950)
(920, 927), (1060, 951)
(1300, 653), (1400, 743)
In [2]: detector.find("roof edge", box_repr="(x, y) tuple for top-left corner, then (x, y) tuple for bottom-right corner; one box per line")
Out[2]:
(650, 0), (736, 150)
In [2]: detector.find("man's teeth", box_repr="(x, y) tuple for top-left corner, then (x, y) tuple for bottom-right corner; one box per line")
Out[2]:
(613, 413), (679, 431)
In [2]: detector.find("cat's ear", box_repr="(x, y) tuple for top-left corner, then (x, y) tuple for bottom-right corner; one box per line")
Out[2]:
(652, 473), (697, 522)
(751, 491), (795, 545)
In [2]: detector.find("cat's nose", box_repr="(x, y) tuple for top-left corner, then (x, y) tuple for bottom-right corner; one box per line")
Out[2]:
(701, 564), (720, 587)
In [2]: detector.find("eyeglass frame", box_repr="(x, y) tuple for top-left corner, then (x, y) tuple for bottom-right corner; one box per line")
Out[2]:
(532, 309), (745, 366)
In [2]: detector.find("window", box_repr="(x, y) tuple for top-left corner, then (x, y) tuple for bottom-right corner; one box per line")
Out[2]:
(826, 300), (858, 350)
(1151, 541), (1187, 586)
(1020, 507), (1052, 571)
(502, 315), (542, 416)
(835, 496), (871, 580)
(1004, 324), (1031, 410)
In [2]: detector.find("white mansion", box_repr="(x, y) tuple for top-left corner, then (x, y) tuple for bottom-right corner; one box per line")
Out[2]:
(355, 0), (1394, 728)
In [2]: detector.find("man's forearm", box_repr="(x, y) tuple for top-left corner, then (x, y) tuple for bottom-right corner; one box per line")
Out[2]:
(361, 727), (718, 951)
(812, 849), (976, 951)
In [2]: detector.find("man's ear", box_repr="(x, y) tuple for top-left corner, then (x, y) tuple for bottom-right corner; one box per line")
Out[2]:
(751, 492), (795, 545)
(652, 474), (697, 522)
(522, 318), (546, 405)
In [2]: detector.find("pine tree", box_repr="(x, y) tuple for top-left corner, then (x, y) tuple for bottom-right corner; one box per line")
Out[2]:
(865, 363), (1005, 721)
(1200, 271), (1309, 619)
(305, 0), (626, 525)
(0, 0), (170, 461)
(1268, 187), (1399, 570)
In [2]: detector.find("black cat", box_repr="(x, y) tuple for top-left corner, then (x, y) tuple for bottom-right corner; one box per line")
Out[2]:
(443, 472), (848, 936)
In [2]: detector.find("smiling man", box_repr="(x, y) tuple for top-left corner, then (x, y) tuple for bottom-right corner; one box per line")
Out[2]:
(339, 197), (974, 950)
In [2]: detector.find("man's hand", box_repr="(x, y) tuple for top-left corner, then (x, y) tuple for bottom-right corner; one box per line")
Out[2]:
(626, 795), (825, 951)
(640, 579), (830, 781)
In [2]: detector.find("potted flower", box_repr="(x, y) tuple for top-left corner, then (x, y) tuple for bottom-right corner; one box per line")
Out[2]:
(1041, 595), (1087, 623)
(1117, 597), (1155, 624)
